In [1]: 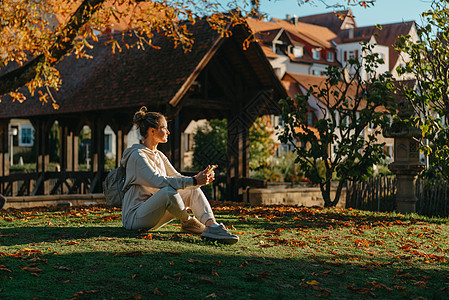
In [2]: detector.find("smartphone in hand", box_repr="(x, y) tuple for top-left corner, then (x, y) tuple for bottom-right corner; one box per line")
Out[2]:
(206, 165), (218, 174)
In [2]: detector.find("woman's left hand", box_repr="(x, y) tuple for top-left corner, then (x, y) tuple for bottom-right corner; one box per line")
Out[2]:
(194, 166), (215, 186)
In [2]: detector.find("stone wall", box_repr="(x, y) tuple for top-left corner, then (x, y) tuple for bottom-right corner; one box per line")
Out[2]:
(3, 194), (106, 209)
(243, 187), (346, 207)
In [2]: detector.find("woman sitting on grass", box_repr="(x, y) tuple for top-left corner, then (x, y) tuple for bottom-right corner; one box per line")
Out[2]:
(120, 106), (238, 244)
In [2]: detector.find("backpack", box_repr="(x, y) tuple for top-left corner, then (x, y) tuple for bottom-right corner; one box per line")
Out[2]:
(102, 165), (129, 207)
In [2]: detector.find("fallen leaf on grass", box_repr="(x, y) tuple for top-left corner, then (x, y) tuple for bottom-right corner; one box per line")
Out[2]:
(306, 280), (321, 286)
(72, 290), (100, 298)
(64, 241), (80, 246)
(364, 281), (393, 291)
(187, 259), (205, 264)
(0, 265), (12, 273)
(20, 264), (43, 272)
(125, 294), (142, 299)
(391, 284), (407, 291)
(413, 281), (427, 289)
(153, 288), (164, 296)
(31, 273), (40, 277)
(114, 251), (143, 257)
(200, 278), (214, 284)
(346, 284), (375, 298)
(141, 234), (153, 240)
(54, 265), (73, 272)
(169, 260), (174, 266)
(205, 293), (217, 298)
(246, 271), (271, 282)
(212, 269), (219, 277)
(132, 274), (137, 279)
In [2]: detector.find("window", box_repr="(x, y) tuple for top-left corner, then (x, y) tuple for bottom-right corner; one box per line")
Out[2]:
(104, 134), (112, 153)
(345, 50), (358, 61)
(385, 145), (393, 158)
(292, 46), (304, 58)
(184, 133), (195, 152)
(312, 48), (321, 60)
(19, 125), (33, 147)
(327, 52), (334, 62)
(278, 115), (285, 127)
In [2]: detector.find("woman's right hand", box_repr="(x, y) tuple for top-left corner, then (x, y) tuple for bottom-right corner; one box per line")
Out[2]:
(194, 165), (215, 186)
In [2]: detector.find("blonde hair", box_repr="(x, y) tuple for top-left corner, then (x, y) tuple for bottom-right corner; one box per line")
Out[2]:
(133, 106), (166, 138)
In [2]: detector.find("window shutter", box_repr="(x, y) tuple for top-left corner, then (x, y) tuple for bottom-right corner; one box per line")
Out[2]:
(344, 51), (347, 61)
(355, 50), (359, 60)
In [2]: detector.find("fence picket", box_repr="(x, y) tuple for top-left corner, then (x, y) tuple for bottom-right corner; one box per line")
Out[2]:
(347, 175), (449, 217)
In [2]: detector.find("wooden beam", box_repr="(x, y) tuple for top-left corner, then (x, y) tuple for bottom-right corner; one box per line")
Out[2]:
(182, 98), (232, 111)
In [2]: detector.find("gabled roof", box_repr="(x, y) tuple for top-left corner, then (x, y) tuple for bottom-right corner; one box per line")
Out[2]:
(296, 10), (356, 34)
(336, 21), (416, 71)
(0, 19), (286, 119)
(247, 17), (340, 67)
(272, 18), (337, 48)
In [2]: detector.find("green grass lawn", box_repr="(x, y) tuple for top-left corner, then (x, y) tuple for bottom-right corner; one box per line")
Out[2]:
(0, 202), (448, 299)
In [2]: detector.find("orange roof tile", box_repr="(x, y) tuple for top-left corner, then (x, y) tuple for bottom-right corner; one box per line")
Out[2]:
(296, 10), (356, 34)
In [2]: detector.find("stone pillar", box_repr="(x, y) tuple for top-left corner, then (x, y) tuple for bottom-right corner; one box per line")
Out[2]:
(383, 101), (424, 213)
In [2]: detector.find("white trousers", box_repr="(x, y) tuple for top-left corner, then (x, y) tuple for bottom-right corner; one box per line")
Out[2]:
(130, 186), (215, 230)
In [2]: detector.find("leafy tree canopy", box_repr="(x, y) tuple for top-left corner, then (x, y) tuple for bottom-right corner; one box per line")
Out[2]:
(395, 0), (449, 179)
(279, 43), (397, 207)
(0, 0), (374, 105)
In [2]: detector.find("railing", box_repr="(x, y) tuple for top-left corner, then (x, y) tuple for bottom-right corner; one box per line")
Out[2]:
(0, 170), (266, 201)
(0, 171), (99, 196)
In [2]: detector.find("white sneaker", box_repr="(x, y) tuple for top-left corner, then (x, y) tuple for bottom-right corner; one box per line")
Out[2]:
(181, 217), (206, 234)
(201, 223), (239, 244)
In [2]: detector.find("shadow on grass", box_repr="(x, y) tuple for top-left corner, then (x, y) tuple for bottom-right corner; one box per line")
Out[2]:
(0, 249), (448, 299)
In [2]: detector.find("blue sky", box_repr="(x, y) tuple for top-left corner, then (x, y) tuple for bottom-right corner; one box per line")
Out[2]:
(259, 0), (433, 27)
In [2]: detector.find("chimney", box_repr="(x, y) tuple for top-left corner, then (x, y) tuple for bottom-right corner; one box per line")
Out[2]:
(286, 14), (291, 20)
(349, 28), (354, 39)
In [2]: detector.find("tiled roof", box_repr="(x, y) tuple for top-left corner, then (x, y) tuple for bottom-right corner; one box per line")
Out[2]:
(0, 19), (286, 119)
(247, 17), (340, 67)
(1, 21), (215, 118)
(336, 21), (415, 71)
(296, 10), (354, 34)
(272, 18), (336, 48)
(260, 44), (277, 58)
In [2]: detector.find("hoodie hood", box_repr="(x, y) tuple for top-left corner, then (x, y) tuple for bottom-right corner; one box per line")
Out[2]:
(121, 144), (159, 168)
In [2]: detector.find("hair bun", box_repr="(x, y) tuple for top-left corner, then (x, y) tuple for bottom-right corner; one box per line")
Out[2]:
(133, 106), (148, 124)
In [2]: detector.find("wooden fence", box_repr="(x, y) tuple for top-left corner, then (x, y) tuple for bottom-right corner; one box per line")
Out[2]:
(346, 176), (449, 217)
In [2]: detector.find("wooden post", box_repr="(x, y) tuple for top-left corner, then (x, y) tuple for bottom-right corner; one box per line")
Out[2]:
(226, 114), (250, 201)
(31, 118), (53, 195)
(90, 117), (105, 193)
(171, 114), (182, 170)
(0, 120), (9, 194)
(109, 114), (133, 168)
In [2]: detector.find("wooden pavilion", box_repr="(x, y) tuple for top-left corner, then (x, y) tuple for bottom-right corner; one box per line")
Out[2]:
(0, 20), (287, 201)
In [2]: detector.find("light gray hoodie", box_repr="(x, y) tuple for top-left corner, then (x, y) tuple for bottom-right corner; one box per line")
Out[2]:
(120, 144), (195, 229)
